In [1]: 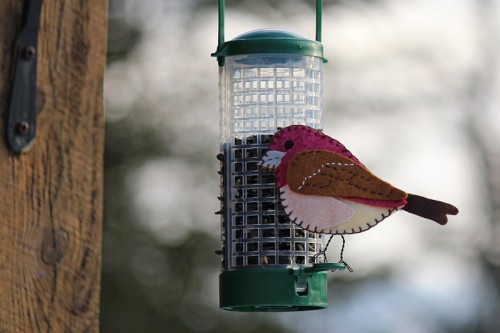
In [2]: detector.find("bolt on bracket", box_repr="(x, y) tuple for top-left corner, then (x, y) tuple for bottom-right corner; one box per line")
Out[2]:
(6, 0), (43, 153)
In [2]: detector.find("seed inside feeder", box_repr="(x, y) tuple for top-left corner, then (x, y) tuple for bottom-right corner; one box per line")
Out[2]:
(218, 134), (324, 269)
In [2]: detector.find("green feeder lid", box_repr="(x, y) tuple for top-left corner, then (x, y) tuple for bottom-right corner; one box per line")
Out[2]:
(212, 29), (327, 64)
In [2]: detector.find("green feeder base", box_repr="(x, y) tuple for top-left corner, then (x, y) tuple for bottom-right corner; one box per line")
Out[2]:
(219, 263), (344, 312)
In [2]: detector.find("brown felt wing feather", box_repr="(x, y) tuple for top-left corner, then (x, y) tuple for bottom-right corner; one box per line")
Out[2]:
(287, 150), (408, 201)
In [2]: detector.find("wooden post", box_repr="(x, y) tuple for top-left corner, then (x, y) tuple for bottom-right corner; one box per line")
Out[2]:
(0, 0), (107, 331)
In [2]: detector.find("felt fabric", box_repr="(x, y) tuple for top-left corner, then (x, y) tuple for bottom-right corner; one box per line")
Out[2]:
(403, 194), (459, 225)
(264, 125), (364, 188)
(287, 149), (408, 205)
(280, 184), (355, 232)
(280, 184), (399, 234)
(328, 199), (399, 234)
(259, 125), (459, 234)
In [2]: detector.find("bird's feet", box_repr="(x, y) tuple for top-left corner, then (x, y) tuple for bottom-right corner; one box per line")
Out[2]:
(309, 250), (328, 264)
(338, 235), (354, 272)
(309, 235), (354, 272)
(339, 259), (354, 272)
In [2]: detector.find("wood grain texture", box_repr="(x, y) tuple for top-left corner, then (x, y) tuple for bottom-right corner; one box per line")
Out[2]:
(0, 0), (107, 332)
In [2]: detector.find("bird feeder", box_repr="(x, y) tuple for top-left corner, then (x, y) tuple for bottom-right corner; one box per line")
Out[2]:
(213, 0), (345, 312)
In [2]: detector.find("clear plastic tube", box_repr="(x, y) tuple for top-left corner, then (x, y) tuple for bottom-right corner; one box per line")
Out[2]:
(219, 54), (324, 271)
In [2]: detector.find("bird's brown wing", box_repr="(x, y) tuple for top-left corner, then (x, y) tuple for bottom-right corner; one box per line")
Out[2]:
(287, 150), (407, 201)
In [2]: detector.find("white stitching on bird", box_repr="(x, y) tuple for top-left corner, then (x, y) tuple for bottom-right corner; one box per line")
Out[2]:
(297, 162), (355, 190)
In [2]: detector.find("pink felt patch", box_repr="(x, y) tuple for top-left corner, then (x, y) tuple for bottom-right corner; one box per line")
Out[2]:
(281, 185), (355, 232)
(347, 197), (407, 208)
(270, 126), (364, 187)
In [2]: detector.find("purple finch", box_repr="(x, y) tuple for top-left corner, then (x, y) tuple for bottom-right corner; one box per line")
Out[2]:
(259, 125), (459, 235)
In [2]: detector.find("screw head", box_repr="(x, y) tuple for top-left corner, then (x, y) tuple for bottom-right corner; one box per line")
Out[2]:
(16, 121), (30, 136)
(24, 46), (36, 60)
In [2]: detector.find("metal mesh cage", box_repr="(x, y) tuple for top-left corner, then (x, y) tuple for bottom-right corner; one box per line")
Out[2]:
(219, 54), (324, 271)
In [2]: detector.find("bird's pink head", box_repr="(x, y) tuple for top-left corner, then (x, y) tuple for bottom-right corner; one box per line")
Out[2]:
(259, 125), (363, 187)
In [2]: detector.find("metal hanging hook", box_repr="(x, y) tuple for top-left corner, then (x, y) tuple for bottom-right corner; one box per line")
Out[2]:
(316, 0), (323, 42)
(215, 0), (323, 66)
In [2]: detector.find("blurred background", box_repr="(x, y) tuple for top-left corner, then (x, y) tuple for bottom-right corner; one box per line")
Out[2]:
(102, 0), (500, 332)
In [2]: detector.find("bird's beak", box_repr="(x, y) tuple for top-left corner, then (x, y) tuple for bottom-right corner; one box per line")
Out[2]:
(258, 150), (285, 171)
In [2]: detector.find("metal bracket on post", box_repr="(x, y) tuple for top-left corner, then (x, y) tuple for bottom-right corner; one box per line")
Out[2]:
(6, 0), (43, 153)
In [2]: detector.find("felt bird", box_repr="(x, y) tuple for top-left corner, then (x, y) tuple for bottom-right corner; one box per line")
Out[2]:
(258, 125), (459, 235)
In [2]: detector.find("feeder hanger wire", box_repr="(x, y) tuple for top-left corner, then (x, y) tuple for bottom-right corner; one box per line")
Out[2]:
(215, 0), (323, 66)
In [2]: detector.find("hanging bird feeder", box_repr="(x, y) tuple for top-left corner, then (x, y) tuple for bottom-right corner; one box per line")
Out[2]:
(213, 0), (345, 312)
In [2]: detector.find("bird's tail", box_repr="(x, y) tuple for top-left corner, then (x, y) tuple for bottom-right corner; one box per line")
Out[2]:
(402, 194), (459, 225)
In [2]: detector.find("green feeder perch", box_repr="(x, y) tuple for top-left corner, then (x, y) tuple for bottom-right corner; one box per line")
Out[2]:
(213, 0), (345, 312)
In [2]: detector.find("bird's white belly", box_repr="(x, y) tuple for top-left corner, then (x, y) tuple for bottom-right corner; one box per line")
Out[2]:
(280, 185), (400, 235)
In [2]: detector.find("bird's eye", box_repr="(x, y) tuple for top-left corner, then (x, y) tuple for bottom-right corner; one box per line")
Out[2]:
(284, 140), (294, 150)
